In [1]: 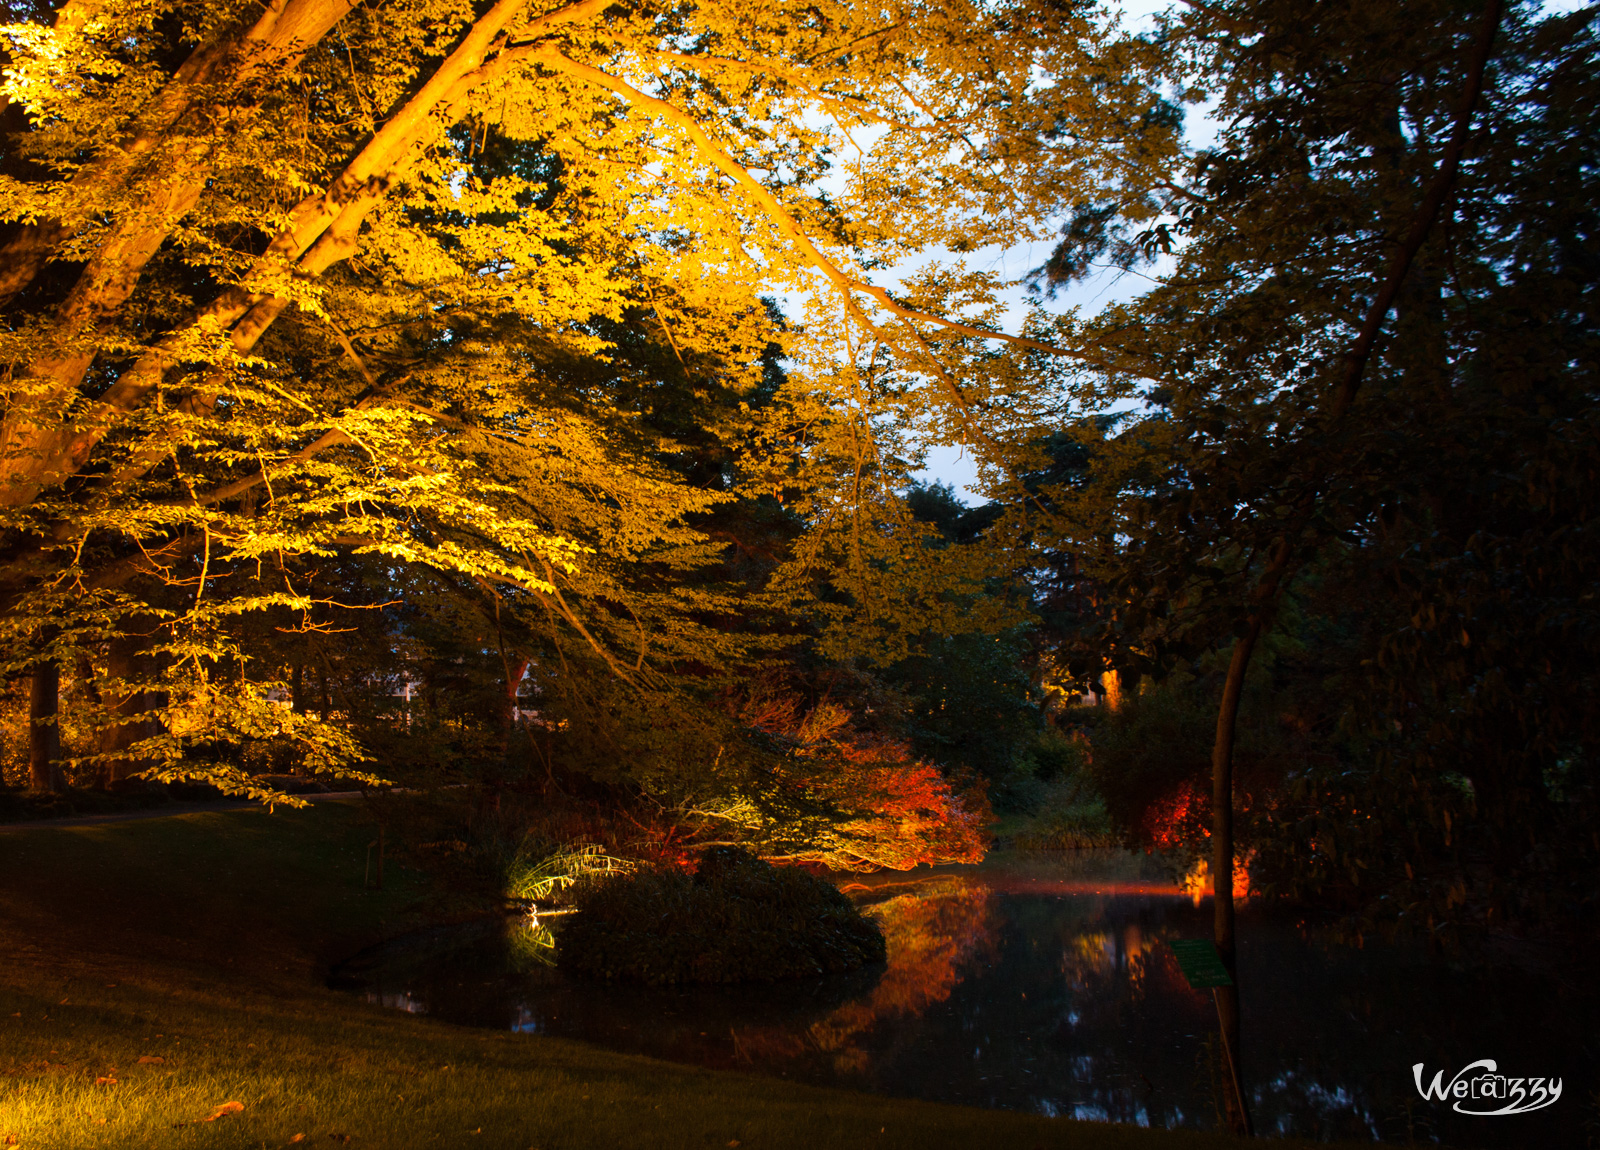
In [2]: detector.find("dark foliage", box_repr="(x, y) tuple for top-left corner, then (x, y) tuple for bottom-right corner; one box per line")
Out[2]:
(1032, 0), (1600, 941)
(558, 846), (885, 985)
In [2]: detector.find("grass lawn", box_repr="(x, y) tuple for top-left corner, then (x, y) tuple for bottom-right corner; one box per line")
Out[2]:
(0, 803), (1323, 1150)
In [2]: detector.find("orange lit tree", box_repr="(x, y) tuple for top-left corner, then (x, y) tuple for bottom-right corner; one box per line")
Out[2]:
(0, 0), (1178, 800)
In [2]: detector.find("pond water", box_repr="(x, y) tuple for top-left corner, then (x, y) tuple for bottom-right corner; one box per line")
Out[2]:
(333, 851), (1596, 1146)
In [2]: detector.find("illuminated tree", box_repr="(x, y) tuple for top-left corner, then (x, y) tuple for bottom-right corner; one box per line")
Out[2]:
(0, 0), (1177, 797)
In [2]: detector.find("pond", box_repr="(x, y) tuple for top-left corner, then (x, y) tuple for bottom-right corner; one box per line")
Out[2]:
(332, 851), (1596, 1146)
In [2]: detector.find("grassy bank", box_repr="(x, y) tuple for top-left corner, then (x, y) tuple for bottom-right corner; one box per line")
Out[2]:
(1, 803), (1302, 1150)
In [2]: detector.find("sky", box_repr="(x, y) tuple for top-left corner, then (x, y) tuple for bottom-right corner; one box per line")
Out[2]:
(904, 0), (1195, 502)
(910, 0), (1598, 500)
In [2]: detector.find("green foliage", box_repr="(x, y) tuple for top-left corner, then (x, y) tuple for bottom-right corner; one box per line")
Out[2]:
(1004, 726), (1115, 848)
(558, 846), (885, 986)
(504, 840), (634, 902)
(890, 629), (1042, 789)
(1013, 786), (1115, 852)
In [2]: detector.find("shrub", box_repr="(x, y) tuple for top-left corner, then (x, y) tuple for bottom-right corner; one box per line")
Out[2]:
(504, 840), (634, 901)
(731, 691), (992, 871)
(1013, 786), (1116, 850)
(558, 846), (886, 985)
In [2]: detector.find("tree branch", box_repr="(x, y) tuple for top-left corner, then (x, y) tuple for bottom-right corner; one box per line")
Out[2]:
(538, 54), (1102, 364)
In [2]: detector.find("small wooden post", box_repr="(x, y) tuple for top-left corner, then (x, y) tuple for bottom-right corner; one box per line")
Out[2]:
(1212, 987), (1252, 1136)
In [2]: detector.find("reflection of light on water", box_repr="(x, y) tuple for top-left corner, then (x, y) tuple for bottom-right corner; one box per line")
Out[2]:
(367, 991), (427, 1014)
(807, 879), (995, 1069)
(506, 918), (557, 971)
(1060, 920), (1169, 1005)
(1179, 857), (1253, 906)
(1265, 1071), (1380, 1140)
(734, 874), (1186, 1082)
(351, 851), (1595, 1146)
(731, 878), (996, 1072)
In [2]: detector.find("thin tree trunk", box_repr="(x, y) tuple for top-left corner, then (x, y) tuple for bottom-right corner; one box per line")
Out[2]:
(1201, 6), (1504, 1135)
(29, 660), (66, 793)
(503, 657), (530, 739)
(1211, 621), (1262, 1136)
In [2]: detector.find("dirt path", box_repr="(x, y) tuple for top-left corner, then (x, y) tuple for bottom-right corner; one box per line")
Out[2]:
(0, 790), (365, 833)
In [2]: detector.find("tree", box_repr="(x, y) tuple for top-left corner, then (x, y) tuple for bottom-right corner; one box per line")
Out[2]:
(1023, 0), (1596, 1130)
(0, 0), (1178, 800)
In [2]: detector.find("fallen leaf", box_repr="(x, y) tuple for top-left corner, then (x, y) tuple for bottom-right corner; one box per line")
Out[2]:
(137, 1055), (164, 1065)
(201, 1101), (244, 1122)
(94, 1077), (117, 1086)
(727, 1141), (742, 1147)
(289, 1137), (305, 1145)
(58, 998), (68, 1005)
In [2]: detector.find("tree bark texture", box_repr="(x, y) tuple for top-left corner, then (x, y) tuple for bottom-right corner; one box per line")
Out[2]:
(29, 660), (66, 793)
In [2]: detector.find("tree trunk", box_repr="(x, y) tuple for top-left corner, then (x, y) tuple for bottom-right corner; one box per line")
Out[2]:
(29, 660), (66, 793)
(98, 629), (164, 789)
(1211, 622), (1262, 1136)
(1198, 16), (1504, 1132)
(502, 657), (530, 732)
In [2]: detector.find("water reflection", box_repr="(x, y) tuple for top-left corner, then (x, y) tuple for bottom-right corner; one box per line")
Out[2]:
(335, 852), (1596, 1147)
(731, 878), (996, 1074)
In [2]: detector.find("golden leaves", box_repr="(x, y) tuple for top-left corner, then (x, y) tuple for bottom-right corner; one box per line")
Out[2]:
(199, 1101), (244, 1123)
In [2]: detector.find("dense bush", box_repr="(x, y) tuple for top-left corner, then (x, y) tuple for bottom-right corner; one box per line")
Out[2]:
(558, 846), (886, 985)
(1013, 785), (1116, 850)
